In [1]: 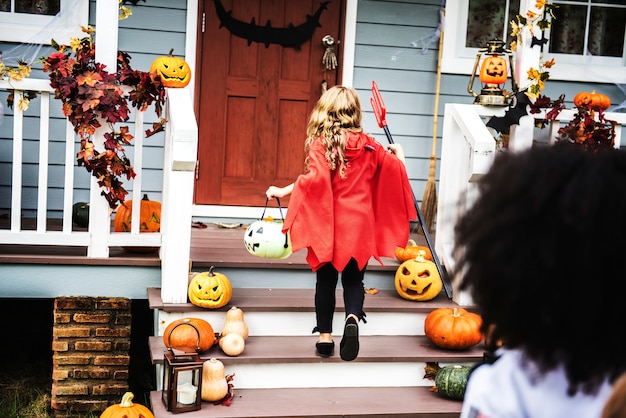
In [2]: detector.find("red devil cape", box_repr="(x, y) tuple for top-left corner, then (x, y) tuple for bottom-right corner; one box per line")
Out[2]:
(283, 132), (417, 272)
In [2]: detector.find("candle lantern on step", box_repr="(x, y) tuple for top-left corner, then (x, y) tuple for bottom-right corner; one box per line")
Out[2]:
(467, 38), (518, 106)
(162, 335), (203, 414)
(162, 350), (203, 413)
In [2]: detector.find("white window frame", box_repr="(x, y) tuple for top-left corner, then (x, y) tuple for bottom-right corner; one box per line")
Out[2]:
(0, 0), (88, 45)
(442, 0), (626, 84)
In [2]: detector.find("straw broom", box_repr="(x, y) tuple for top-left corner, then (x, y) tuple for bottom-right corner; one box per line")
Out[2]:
(420, 12), (444, 235)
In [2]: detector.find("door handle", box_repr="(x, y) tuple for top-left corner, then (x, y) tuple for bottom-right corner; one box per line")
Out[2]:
(322, 34), (337, 71)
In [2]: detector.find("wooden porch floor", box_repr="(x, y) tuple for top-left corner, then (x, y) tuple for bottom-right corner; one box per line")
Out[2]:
(0, 219), (432, 272)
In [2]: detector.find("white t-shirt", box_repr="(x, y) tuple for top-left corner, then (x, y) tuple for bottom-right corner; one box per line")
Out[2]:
(460, 348), (613, 418)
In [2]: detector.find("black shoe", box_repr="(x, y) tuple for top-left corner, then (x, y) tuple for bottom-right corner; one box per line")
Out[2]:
(340, 316), (359, 361)
(315, 341), (334, 357)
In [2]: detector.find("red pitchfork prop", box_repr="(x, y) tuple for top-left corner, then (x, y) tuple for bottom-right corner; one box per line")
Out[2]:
(370, 80), (452, 299)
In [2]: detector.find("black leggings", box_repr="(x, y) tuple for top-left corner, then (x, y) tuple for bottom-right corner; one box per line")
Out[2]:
(313, 258), (366, 334)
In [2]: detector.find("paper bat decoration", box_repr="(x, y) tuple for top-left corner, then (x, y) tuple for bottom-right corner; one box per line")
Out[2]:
(485, 90), (532, 134)
(531, 35), (549, 48)
(213, 0), (330, 49)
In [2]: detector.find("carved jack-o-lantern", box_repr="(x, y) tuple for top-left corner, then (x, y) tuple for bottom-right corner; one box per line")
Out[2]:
(150, 48), (192, 88)
(479, 55), (508, 85)
(188, 266), (233, 309)
(244, 219), (292, 259)
(394, 250), (442, 301)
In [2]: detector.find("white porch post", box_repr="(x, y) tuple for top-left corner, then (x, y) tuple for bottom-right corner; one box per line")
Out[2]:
(87, 0), (120, 257)
(160, 88), (198, 304)
(507, 0), (542, 152)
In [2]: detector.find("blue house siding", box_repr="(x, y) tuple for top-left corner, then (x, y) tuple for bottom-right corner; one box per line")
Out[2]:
(1, 0), (624, 219)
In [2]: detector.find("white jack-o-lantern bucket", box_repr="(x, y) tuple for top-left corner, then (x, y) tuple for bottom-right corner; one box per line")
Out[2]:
(244, 198), (292, 259)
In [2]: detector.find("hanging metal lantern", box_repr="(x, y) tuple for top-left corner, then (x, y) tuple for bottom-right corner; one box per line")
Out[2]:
(467, 38), (518, 106)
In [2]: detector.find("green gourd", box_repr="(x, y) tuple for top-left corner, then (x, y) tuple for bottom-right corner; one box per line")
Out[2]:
(72, 202), (90, 228)
(435, 365), (471, 400)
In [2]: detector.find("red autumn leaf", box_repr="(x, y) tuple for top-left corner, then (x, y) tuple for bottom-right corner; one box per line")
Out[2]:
(423, 362), (441, 380)
(146, 118), (167, 137)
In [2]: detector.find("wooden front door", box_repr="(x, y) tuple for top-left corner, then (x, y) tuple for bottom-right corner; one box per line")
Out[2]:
(194, 0), (345, 207)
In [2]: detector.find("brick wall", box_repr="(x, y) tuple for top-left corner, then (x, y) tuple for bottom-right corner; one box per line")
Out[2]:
(51, 296), (132, 417)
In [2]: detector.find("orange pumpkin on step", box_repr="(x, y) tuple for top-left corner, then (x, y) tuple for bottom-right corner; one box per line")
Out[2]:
(163, 317), (216, 353)
(395, 250), (442, 301)
(424, 307), (483, 350)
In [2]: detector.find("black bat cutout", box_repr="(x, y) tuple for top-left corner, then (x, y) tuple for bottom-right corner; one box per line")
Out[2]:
(485, 91), (532, 134)
(213, 0), (330, 49)
(531, 36), (549, 48)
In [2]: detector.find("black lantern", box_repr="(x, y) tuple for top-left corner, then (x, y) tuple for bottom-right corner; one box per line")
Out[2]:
(162, 350), (203, 413)
(467, 38), (518, 106)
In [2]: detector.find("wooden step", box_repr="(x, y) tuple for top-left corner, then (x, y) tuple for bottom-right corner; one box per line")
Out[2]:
(149, 386), (464, 417)
(149, 335), (484, 367)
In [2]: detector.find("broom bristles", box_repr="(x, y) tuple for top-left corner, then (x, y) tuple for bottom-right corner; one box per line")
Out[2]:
(420, 178), (437, 234)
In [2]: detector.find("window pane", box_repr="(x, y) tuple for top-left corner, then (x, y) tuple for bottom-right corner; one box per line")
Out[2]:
(467, 0), (518, 48)
(15, 0), (60, 15)
(549, 4), (586, 54)
(467, 0), (505, 48)
(589, 6), (626, 57)
(0, 0), (8, 12)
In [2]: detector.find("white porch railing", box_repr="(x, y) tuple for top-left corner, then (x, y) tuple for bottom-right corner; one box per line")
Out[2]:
(436, 103), (626, 305)
(0, 78), (197, 304)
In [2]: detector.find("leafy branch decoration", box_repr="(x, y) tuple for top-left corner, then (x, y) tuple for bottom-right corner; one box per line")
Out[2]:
(41, 26), (167, 209)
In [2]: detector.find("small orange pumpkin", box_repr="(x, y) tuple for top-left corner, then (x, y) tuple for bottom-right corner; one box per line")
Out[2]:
(395, 239), (432, 262)
(114, 193), (161, 253)
(573, 90), (611, 111)
(188, 266), (233, 309)
(479, 55), (508, 85)
(150, 48), (192, 88)
(162, 317), (216, 353)
(100, 391), (154, 418)
(395, 250), (442, 301)
(114, 193), (161, 233)
(424, 307), (483, 350)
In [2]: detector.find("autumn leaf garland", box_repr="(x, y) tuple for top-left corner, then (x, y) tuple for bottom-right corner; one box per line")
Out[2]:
(41, 26), (167, 209)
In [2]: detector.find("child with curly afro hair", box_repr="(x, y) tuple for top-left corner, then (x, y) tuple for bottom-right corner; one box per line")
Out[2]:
(455, 142), (626, 418)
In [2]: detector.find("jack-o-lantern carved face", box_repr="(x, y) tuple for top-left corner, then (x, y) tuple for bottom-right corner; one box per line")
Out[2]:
(394, 250), (442, 301)
(188, 267), (233, 309)
(479, 55), (508, 85)
(150, 49), (192, 88)
(244, 219), (292, 259)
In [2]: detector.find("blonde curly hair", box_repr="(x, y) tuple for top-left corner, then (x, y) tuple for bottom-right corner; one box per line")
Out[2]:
(304, 86), (363, 178)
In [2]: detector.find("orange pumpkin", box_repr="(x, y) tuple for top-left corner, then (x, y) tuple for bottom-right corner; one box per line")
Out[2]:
(395, 250), (442, 301)
(479, 55), (508, 85)
(395, 239), (432, 262)
(573, 90), (611, 111)
(424, 307), (483, 350)
(114, 193), (161, 233)
(163, 317), (216, 353)
(150, 48), (192, 88)
(114, 193), (161, 253)
(188, 266), (233, 309)
(100, 392), (154, 418)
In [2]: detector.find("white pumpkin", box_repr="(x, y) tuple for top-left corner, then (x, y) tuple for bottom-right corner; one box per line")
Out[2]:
(244, 219), (292, 259)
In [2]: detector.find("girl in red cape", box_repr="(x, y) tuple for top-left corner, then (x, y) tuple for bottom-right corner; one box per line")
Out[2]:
(266, 86), (416, 361)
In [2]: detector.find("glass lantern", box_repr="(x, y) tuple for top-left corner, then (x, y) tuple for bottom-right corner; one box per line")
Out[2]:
(162, 351), (203, 413)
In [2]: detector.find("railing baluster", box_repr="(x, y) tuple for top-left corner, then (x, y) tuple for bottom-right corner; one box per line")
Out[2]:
(36, 91), (50, 232)
(62, 120), (76, 234)
(10, 92), (24, 231)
